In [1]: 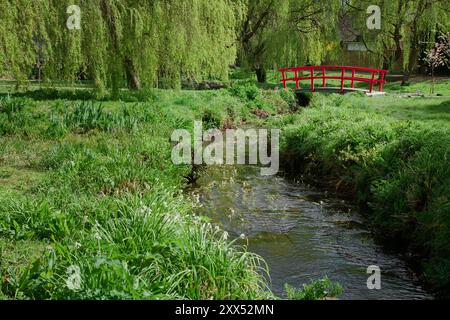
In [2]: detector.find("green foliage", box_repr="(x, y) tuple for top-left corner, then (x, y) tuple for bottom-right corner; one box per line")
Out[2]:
(285, 277), (343, 300)
(238, 0), (341, 78)
(227, 82), (298, 121)
(1, 196), (269, 300)
(344, 0), (450, 72)
(0, 97), (39, 136)
(277, 88), (298, 110)
(0, 0), (243, 94)
(229, 82), (260, 101)
(63, 102), (138, 133)
(201, 109), (222, 130)
(0, 96), (29, 115)
(1, 0), (449, 93)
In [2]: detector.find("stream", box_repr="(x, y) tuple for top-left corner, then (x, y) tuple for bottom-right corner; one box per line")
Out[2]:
(190, 165), (431, 300)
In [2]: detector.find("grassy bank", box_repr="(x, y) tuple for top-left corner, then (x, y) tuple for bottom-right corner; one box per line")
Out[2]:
(2, 77), (447, 299)
(270, 92), (450, 297)
(0, 87), (300, 300)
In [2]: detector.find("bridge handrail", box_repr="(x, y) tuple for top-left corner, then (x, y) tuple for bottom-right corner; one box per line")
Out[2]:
(279, 65), (388, 93)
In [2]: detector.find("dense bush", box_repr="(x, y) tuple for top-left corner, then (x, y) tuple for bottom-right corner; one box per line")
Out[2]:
(229, 82), (260, 101)
(277, 88), (298, 110)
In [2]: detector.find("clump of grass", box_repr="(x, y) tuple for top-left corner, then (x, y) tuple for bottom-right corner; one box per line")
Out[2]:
(0, 97), (41, 136)
(285, 277), (344, 300)
(0, 96), (29, 116)
(0, 193), (271, 300)
(63, 102), (138, 133)
(0, 198), (73, 241)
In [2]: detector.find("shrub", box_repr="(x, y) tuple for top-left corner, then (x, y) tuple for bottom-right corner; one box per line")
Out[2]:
(202, 109), (222, 129)
(0, 96), (29, 115)
(277, 88), (298, 110)
(285, 277), (343, 300)
(229, 83), (260, 101)
(63, 102), (138, 133)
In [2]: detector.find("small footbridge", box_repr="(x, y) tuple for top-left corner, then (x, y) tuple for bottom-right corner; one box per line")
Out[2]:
(279, 66), (388, 95)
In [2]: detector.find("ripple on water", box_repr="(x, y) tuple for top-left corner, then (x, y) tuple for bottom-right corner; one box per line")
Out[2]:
(191, 165), (432, 300)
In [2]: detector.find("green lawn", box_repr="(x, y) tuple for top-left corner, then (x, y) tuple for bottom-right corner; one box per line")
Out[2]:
(335, 94), (450, 125)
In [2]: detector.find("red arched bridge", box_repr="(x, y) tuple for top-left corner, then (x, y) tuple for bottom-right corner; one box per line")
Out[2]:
(279, 66), (388, 95)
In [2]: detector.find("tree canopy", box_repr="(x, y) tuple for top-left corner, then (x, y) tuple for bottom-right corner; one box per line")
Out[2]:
(0, 0), (243, 94)
(0, 0), (449, 91)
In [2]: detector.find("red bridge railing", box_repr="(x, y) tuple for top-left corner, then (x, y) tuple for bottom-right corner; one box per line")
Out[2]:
(279, 66), (388, 93)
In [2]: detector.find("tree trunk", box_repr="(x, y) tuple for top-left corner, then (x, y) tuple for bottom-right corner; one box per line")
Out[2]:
(431, 67), (435, 94)
(255, 66), (266, 83)
(402, 45), (420, 86)
(382, 59), (390, 71)
(392, 0), (404, 67)
(125, 57), (140, 90)
(401, 0), (426, 86)
(100, 0), (120, 97)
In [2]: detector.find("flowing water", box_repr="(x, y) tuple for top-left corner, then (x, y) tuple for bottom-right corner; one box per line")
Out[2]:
(190, 165), (431, 300)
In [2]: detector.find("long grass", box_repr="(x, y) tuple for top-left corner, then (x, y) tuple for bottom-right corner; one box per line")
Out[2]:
(0, 87), (297, 300)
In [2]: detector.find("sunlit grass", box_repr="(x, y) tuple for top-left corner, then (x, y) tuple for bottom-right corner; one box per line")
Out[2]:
(0, 88), (294, 300)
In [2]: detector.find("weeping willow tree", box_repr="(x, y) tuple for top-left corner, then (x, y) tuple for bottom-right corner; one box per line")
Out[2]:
(237, 0), (449, 83)
(237, 0), (341, 82)
(270, 1), (342, 67)
(344, 0), (450, 82)
(0, 0), (243, 95)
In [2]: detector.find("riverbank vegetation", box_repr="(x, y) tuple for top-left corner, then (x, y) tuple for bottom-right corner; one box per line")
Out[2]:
(0, 84), (353, 300)
(2, 78), (448, 298)
(2, 85), (344, 300)
(270, 90), (450, 297)
(0, 0), (449, 301)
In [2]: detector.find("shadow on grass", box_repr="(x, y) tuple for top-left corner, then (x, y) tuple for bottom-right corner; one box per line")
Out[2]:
(427, 99), (450, 113)
(383, 98), (450, 123)
(0, 88), (98, 101)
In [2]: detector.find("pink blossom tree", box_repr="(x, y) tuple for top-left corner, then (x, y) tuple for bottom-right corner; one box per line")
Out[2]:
(424, 32), (450, 94)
